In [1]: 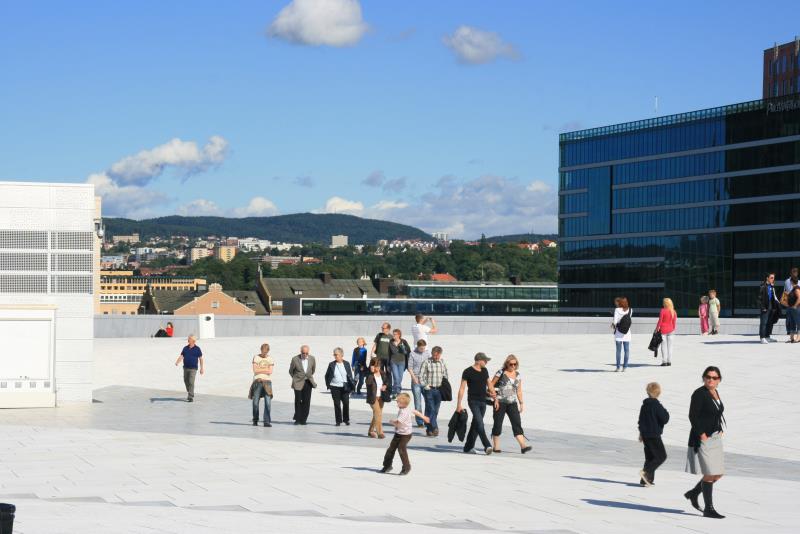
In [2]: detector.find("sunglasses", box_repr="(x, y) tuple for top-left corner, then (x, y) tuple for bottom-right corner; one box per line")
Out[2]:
(508, 363), (518, 367)
(704, 375), (720, 381)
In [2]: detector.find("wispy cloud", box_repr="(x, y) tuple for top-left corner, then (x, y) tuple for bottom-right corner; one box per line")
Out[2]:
(268, 0), (368, 47)
(442, 26), (519, 65)
(362, 170), (385, 187)
(88, 135), (229, 217)
(293, 175), (315, 188)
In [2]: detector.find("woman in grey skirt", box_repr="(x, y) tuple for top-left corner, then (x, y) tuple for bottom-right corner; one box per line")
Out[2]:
(684, 365), (726, 519)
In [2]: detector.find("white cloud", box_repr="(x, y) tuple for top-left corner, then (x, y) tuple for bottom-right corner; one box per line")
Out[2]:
(347, 175), (557, 238)
(177, 199), (223, 217)
(526, 180), (551, 193)
(268, 0), (368, 47)
(108, 136), (228, 186)
(442, 25), (519, 65)
(319, 196), (365, 214)
(372, 200), (409, 211)
(88, 172), (169, 218)
(88, 135), (229, 218)
(232, 196), (280, 217)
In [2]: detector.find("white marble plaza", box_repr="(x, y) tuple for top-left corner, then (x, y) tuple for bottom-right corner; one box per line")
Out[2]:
(1, 330), (799, 533)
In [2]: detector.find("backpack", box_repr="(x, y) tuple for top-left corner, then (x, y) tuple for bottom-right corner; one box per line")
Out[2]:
(616, 310), (632, 334)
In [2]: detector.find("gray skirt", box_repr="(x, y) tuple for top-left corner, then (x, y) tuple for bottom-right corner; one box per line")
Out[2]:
(685, 432), (724, 475)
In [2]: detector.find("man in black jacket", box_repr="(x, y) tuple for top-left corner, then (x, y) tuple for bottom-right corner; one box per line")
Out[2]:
(758, 273), (780, 343)
(637, 382), (670, 486)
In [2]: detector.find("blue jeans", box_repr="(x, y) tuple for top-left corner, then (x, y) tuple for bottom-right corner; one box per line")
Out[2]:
(464, 399), (492, 451)
(411, 382), (425, 426)
(390, 362), (405, 395)
(615, 341), (630, 368)
(424, 387), (442, 432)
(786, 308), (799, 335)
(353, 365), (366, 394)
(252, 381), (272, 424)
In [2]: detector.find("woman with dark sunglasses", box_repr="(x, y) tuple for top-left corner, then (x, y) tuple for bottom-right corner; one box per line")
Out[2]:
(684, 365), (726, 519)
(489, 355), (531, 454)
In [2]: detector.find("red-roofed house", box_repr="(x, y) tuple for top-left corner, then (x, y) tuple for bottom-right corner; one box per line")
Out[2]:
(430, 273), (457, 282)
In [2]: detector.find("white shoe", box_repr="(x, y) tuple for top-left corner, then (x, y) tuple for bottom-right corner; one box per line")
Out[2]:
(761, 339), (769, 344)
(769, 337), (778, 343)
(639, 469), (653, 487)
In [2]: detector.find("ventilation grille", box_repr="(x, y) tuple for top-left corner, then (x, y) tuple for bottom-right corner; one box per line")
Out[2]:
(0, 252), (48, 271)
(52, 232), (93, 250)
(50, 275), (93, 294)
(0, 230), (48, 249)
(0, 274), (49, 293)
(51, 253), (93, 272)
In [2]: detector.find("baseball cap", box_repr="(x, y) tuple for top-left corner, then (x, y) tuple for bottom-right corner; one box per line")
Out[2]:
(474, 352), (491, 362)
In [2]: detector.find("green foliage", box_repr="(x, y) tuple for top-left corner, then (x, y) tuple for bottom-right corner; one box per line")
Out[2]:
(179, 254), (260, 290)
(266, 242), (557, 282)
(105, 214), (431, 245)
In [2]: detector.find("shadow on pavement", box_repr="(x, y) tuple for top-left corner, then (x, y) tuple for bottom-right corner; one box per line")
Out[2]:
(149, 397), (187, 403)
(582, 499), (688, 514)
(564, 475), (642, 488)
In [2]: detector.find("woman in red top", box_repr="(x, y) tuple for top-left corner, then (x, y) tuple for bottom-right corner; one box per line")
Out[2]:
(655, 298), (677, 366)
(165, 322), (174, 338)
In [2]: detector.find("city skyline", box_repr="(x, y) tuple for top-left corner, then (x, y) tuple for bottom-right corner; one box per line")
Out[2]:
(1, 0), (797, 238)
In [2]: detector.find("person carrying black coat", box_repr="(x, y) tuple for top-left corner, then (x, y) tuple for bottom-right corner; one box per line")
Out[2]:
(447, 409), (468, 443)
(637, 382), (669, 486)
(324, 347), (355, 426)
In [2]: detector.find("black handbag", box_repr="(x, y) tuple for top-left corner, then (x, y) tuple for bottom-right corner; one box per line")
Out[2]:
(648, 331), (663, 354)
(438, 377), (453, 401)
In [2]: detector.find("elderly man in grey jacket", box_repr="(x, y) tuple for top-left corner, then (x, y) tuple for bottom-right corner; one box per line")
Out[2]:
(289, 345), (317, 425)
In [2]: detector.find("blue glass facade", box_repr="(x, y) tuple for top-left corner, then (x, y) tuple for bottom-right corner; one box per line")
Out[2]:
(558, 96), (800, 316)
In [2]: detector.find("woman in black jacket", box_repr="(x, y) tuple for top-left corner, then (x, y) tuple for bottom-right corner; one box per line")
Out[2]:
(365, 357), (392, 439)
(324, 348), (355, 427)
(684, 365), (726, 519)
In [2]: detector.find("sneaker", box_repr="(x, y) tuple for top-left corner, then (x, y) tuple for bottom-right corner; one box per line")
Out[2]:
(252, 420), (258, 426)
(432, 429), (439, 437)
(769, 337), (778, 343)
(761, 338), (769, 344)
(485, 446), (493, 455)
(187, 397), (193, 403)
(639, 469), (653, 487)
(463, 448), (476, 454)
(379, 466), (393, 474)
(521, 446), (532, 454)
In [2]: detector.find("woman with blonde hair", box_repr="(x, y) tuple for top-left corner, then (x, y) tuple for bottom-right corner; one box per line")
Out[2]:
(656, 298), (677, 366)
(489, 355), (531, 454)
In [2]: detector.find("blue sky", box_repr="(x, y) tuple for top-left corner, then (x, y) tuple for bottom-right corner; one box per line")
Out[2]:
(1, 0), (797, 238)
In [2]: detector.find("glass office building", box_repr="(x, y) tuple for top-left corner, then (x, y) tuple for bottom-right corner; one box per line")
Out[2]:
(558, 96), (800, 316)
(283, 297), (558, 316)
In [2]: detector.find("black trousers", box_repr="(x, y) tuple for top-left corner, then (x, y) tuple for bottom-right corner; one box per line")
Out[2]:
(293, 380), (313, 423)
(330, 386), (350, 424)
(642, 436), (667, 482)
(491, 402), (524, 437)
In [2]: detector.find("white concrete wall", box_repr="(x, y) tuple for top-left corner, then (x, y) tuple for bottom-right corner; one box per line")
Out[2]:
(0, 182), (96, 404)
(94, 314), (775, 338)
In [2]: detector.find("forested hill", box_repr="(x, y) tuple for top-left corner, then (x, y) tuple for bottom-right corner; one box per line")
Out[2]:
(104, 214), (432, 244)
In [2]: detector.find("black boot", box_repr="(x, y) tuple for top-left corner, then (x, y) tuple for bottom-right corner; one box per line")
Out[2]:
(701, 481), (725, 519)
(684, 481), (702, 512)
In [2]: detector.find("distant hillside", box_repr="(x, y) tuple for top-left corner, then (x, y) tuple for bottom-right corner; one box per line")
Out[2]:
(104, 214), (431, 245)
(485, 233), (558, 244)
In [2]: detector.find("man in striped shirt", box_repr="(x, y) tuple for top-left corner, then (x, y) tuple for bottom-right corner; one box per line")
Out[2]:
(419, 346), (448, 437)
